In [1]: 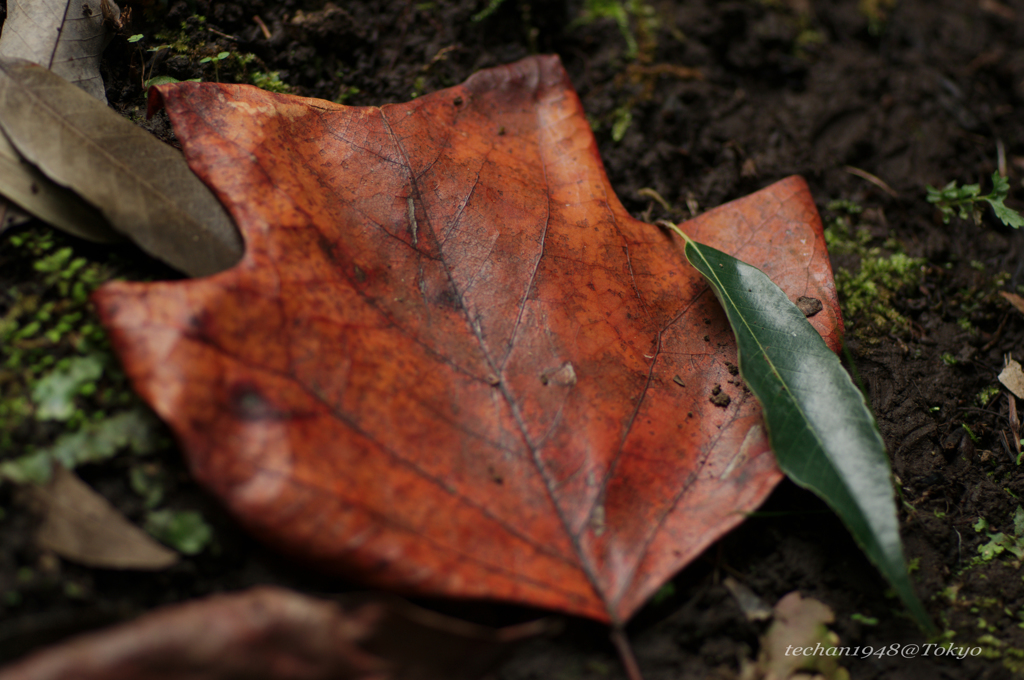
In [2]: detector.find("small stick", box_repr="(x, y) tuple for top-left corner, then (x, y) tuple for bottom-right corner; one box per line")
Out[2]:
(998, 138), (1007, 177)
(610, 626), (644, 680)
(638, 187), (673, 213)
(253, 15), (272, 40)
(844, 165), (898, 198)
(1009, 392), (1019, 441)
(207, 26), (239, 41)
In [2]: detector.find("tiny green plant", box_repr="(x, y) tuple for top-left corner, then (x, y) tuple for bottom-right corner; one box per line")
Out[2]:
(926, 172), (1024, 229)
(472, 0), (506, 22)
(962, 423), (980, 444)
(199, 51), (231, 82)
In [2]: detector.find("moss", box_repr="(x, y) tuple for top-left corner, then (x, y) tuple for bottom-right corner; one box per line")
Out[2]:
(0, 226), (156, 461)
(976, 384), (1000, 406)
(824, 214), (925, 338)
(251, 70), (291, 94)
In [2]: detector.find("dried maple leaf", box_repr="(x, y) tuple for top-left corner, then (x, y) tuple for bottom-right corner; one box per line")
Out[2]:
(94, 55), (841, 624)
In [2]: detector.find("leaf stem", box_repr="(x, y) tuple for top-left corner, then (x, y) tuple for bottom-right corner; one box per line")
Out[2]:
(610, 626), (644, 680)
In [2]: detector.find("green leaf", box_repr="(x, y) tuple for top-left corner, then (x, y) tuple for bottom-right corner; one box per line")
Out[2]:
(925, 172), (1022, 229)
(677, 230), (935, 634)
(984, 193), (1024, 229)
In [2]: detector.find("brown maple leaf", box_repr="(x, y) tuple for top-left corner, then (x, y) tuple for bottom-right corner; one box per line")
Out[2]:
(94, 55), (841, 625)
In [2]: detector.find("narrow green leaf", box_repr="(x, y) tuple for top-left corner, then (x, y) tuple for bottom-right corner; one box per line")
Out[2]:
(676, 229), (935, 634)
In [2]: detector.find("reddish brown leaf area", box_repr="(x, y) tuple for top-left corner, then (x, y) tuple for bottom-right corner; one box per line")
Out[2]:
(0, 587), (546, 680)
(94, 55), (841, 624)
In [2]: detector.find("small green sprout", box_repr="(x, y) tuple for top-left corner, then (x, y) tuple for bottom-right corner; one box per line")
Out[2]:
(472, 0), (506, 22)
(926, 172), (1024, 229)
(199, 51), (231, 82)
(962, 423), (980, 443)
(611, 106), (632, 142)
(851, 612), (879, 625)
(127, 34), (144, 43)
(199, 51), (231, 64)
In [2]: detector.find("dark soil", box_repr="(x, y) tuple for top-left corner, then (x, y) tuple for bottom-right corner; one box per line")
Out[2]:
(2, 0), (1024, 678)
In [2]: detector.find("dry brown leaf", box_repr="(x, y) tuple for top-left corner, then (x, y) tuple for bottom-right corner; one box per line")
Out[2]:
(0, 196), (30, 235)
(0, 587), (550, 680)
(751, 592), (850, 680)
(23, 466), (179, 570)
(0, 0), (119, 102)
(1000, 290), (1024, 317)
(0, 59), (243, 275)
(0, 129), (118, 242)
(1000, 354), (1024, 400)
(95, 55), (843, 623)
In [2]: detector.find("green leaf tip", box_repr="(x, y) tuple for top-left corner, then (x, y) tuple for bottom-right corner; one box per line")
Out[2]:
(677, 232), (935, 635)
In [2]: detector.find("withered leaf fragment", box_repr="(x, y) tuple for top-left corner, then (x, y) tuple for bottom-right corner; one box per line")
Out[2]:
(0, 587), (549, 680)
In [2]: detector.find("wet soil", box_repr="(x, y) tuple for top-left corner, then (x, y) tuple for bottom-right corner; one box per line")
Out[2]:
(2, 0), (1024, 678)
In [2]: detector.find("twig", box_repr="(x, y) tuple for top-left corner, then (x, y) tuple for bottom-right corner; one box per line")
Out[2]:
(981, 312), (1009, 352)
(638, 187), (672, 213)
(207, 26), (240, 41)
(844, 165), (898, 198)
(253, 15), (272, 40)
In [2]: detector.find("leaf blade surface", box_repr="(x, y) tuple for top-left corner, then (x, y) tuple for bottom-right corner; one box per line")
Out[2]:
(94, 55), (843, 623)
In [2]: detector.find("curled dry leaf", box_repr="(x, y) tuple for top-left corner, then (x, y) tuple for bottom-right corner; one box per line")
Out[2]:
(0, 59), (243, 276)
(21, 466), (178, 570)
(94, 55), (842, 623)
(0, 0), (119, 102)
(0, 586), (550, 680)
